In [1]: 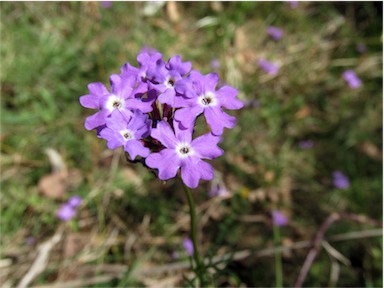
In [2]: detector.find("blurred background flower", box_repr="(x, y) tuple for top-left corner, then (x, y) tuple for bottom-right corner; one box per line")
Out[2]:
(332, 171), (350, 190)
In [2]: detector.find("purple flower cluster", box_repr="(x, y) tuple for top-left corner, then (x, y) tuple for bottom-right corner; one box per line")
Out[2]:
(80, 48), (243, 188)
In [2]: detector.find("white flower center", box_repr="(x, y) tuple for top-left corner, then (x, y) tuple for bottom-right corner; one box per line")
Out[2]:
(165, 76), (176, 88)
(176, 142), (194, 158)
(106, 95), (124, 111)
(120, 129), (134, 141)
(198, 92), (217, 107)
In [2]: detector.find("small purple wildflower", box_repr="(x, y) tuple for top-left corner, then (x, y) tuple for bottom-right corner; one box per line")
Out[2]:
(147, 55), (192, 106)
(258, 59), (279, 75)
(298, 140), (314, 149)
(68, 195), (82, 208)
(210, 59), (220, 71)
(145, 120), (223, 188)
(287, 1), (298, 9)
(183, 238), (194, 256)
(333, 171), (350, 189)
(101, 1), (112, 8)
(57, 204), (76, 222)
(267, 26), (284, 41)
(26, 236), (36, 246)
(100, 110), (152, 160)
(174, 71), (243, 135)
(342, 70), (362, 89)
(209, 182), (229, 197)
(271, 210), (288, 227)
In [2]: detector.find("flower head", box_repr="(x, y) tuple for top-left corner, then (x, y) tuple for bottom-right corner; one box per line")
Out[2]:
(333, 171), (350, 189)
(271, 210), (288, 227)
(342, 70), (362, 89)
(298, 140), (314, 149)
(80, 48), (243, 188)
(183, 238), (194, 256)
(258, 59), (279, 75)
(174, 71), (243, 135)
(57, 204), (76, 222)
(145, 120), (223, 188)
(68, 195), (82, 208)
(267, 26), (284, 41)
(100, 110), (152, 160)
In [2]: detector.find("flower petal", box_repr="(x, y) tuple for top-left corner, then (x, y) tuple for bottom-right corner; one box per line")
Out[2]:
(79, 94), (100, 109)
(192, 133), (223, 159)
(151, 121), (177, 148)
(88, 82), (108, 97)
(99, 128), (124, 149)
(174, 106), (203, 129)
(180, 157), (201, 188)
(84, 110), (108, 130)
(146, 149), (181, 180)
(125, 140), (150, 160)
(215, 86), (243, 110)
(204, 107), (236, 135)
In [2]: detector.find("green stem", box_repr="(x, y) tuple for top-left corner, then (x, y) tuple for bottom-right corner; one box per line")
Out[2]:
(273, 223), (283, 287)
(183, 184), (206, 287)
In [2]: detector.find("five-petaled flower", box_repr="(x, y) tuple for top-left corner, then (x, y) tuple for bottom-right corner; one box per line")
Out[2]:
(145, 120), (223, 188)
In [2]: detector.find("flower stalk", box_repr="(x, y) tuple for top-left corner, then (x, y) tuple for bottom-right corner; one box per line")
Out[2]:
(183, 183), (206, 287)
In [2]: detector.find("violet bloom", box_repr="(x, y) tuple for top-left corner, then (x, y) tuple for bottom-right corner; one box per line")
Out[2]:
(267, 26), (284, 41)
(209, 182), (229, 197)
(101, 1), (112, 8)
(288, 1), (298, 9)
(183, 238), (194, 256)
(342, 70), (362, 89)
(258, 59), (279, 75)
(100, 110), (151, 160)
(121, 48), (163, 84)
(174, 71), (243, 135)
(298, 140), (314, 149)
(271, 210), (288, 227)
(145, 120), (223, 188)
(68, 195), (82, 208)
(146, 55), (192, 106)
(210, 59), (220, 71)
(79, 74), (153, 131)
(333, 171), (350, 189)
(57, 204), (76, 222)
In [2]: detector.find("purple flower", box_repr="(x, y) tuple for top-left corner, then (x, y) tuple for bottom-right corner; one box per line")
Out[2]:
(57, 204), (76, 222)
(174, 71), (243, 135)
(288, 1), (298, 9)
(183, 238), (194, 256)
(68, 195), (82, 208)
(100, 110), (152, 160)
(208, 182), (229, 197)
(258, 59), (279, 75)
(210, 59), (220, 71)
(298, 140), (314, 149)
(79, 74), (154, 131)
(145, 120), (223, 188)
(146, 55), (192, 106)
(101, 1), (112, 8)
(333, 171), (350, 189)
(121, 48), (163, 84)
(271, 210), (288, 227)
(267, 26), (284, 41)
(342, 70), (362, 89)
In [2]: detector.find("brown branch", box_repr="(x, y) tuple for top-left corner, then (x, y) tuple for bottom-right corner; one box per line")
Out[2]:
(294, 213), (382, 288)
